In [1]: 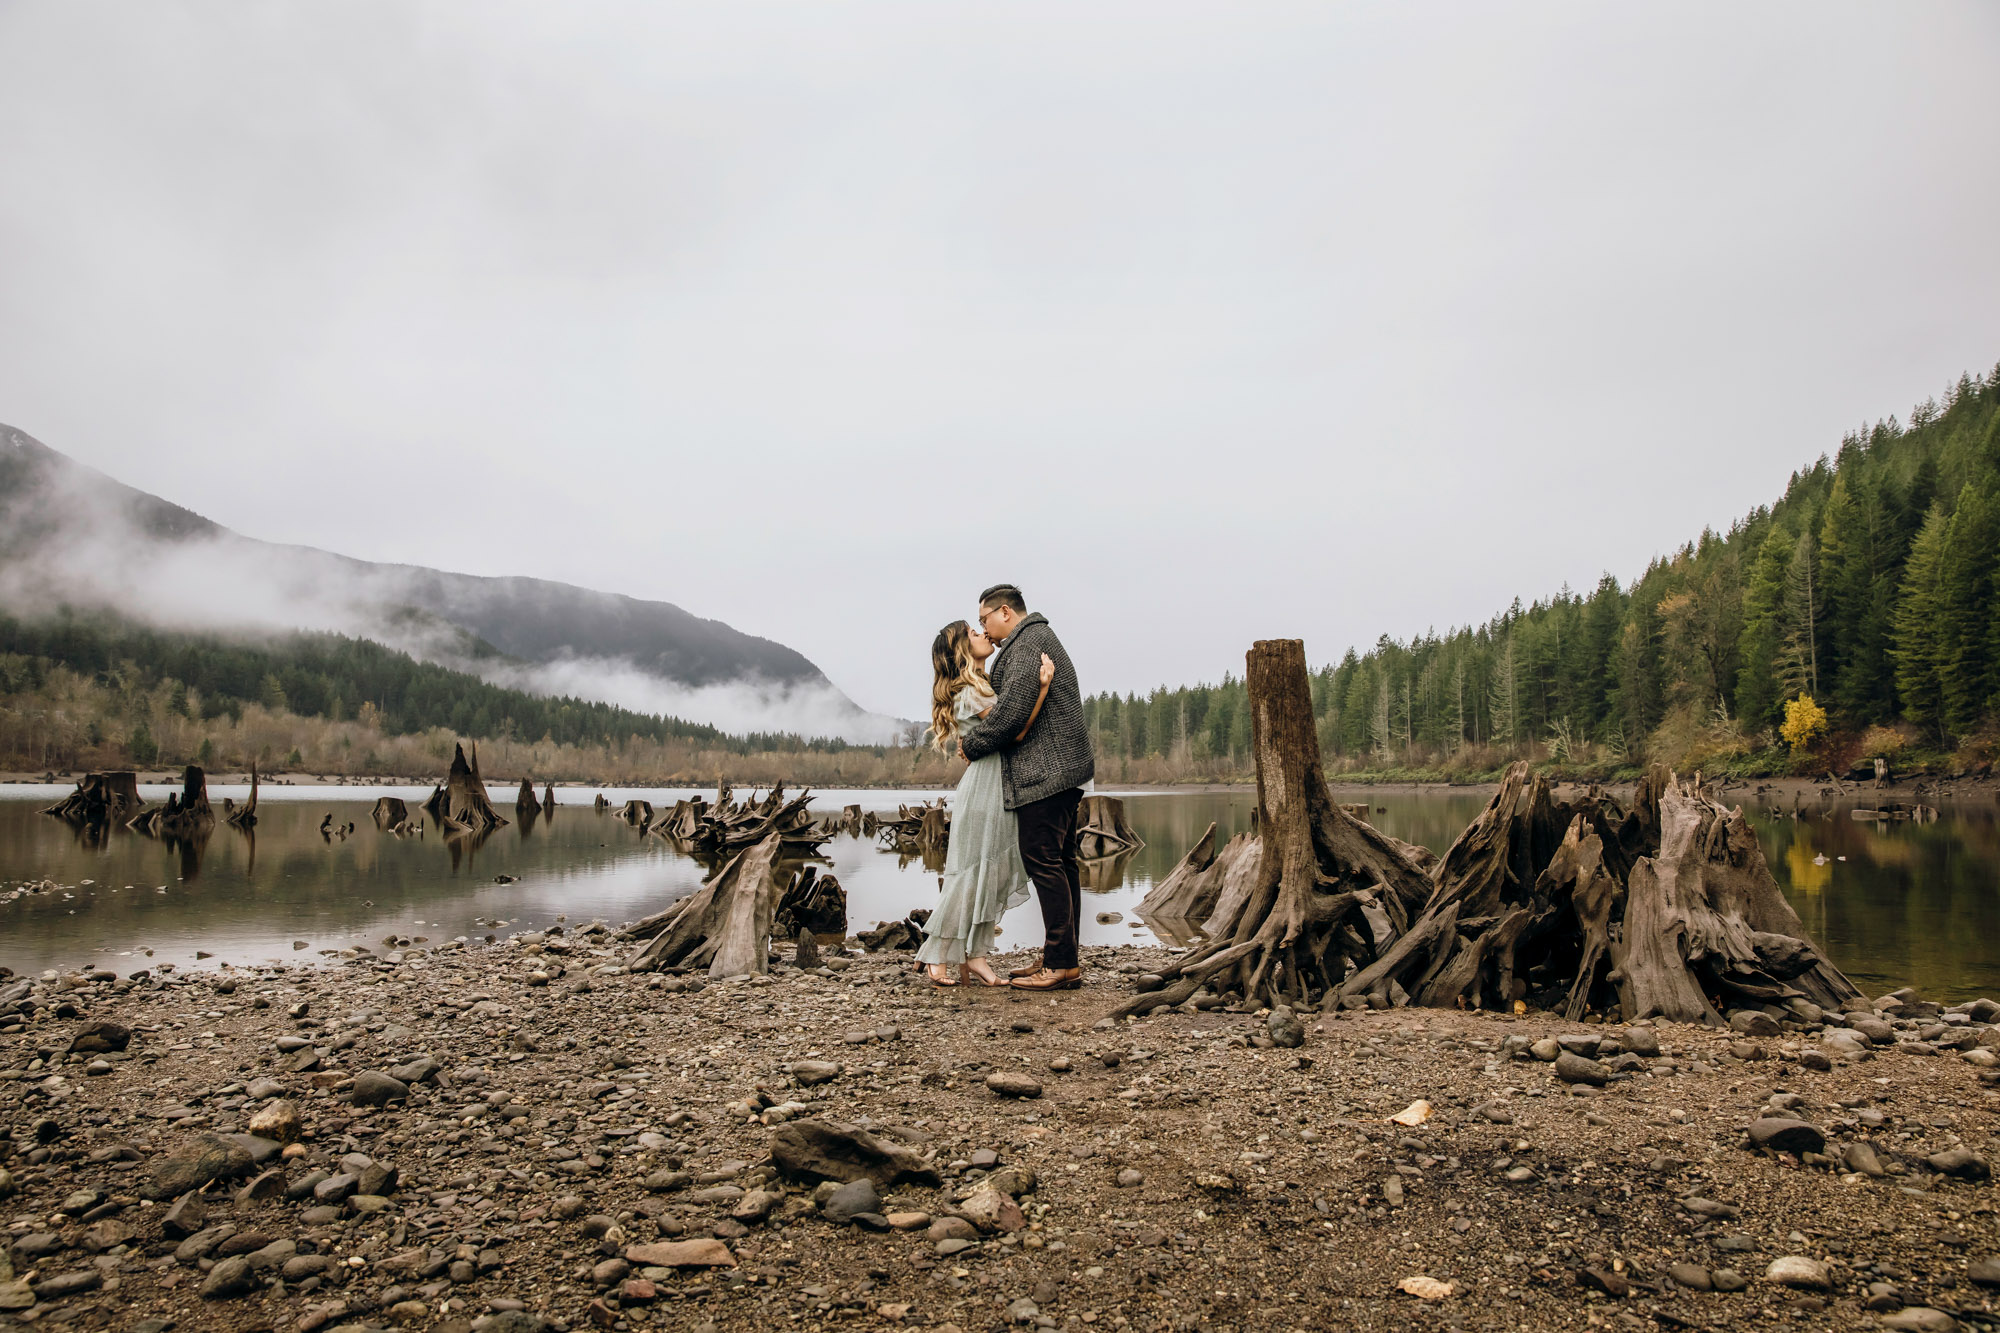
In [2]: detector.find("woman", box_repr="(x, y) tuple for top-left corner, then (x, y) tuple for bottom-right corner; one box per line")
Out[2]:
(915, 619), (1054, 986)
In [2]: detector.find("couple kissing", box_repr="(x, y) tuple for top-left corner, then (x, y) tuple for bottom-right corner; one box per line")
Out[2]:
(917, 583), (1094, 991)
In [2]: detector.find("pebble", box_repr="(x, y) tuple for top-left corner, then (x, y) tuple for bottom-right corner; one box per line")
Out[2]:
(1115, 1169), (1144, 1188)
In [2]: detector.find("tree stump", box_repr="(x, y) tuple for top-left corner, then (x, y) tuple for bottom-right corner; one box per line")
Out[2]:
(516, 779), (541, 816)
(627, 831), (786, 977)
(225, 764), (259, 829)
(1076, 794), (1144, 859)
(42, 772), (144, 825)
(426, 743), (508, 832)
(1108, 640), (1434, 1017)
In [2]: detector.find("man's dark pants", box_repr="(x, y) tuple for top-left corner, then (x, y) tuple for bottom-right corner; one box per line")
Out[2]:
(1016, 787), (1085, 970)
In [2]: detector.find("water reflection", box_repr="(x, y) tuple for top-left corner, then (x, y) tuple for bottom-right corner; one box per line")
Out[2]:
(1, 782), (1995, 1001)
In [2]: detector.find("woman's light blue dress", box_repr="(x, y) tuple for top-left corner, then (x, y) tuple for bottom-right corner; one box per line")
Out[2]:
(915, 685), (1031, 967)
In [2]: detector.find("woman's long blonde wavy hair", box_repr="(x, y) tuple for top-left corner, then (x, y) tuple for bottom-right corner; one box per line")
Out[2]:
(930, 621), (992, 755)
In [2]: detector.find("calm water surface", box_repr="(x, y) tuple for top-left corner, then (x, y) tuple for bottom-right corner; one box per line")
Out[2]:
(1, 783), (1994, 1001)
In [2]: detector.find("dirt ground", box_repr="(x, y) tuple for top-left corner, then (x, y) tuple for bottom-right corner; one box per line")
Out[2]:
(3, 932), (1998, 1333)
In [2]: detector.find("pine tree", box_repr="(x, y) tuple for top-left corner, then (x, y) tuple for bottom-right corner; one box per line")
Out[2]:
(1778, 530), (1821, 699)
(1488, 633), (1519, 749)
(1937, 484), (2000, 736)
(1893, 505), (1949, 743)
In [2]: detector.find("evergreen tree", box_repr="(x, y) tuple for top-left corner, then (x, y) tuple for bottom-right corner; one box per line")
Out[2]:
(1893, 505), (1950, 742)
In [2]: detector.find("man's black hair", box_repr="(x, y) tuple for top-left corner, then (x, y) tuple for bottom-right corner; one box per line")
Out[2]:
(978, 583), (1027, 615)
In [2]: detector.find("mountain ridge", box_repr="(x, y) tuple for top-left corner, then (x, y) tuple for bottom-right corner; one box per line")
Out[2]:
(0, 424), (899, 741)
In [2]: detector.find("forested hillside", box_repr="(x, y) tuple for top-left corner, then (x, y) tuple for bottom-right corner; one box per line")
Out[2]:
(0, 610), (945, 784)
(1085, 363), (2000, 781)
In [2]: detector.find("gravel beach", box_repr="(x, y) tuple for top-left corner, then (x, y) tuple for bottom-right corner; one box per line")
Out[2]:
(3, 931), (1997, 1333)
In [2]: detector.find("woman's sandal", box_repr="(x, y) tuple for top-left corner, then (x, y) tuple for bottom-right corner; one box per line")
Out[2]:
(961, 961), (1006, 988)
(924, 964), (959, 988)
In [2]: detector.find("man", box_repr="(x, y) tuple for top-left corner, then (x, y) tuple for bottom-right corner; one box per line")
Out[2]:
(956, 583), (1094, 991)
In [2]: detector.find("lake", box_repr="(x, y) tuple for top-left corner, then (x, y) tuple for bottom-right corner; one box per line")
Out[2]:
(2, 782), (1996, 1001)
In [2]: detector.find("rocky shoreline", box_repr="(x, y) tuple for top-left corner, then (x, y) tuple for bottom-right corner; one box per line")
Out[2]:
(3, 932), (1998, 1333)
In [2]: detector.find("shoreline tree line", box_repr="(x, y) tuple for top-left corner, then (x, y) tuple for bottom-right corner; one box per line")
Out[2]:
(1083, 363), (2000, 781)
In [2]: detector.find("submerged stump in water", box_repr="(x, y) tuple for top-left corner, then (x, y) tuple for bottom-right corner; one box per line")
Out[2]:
(42, 771), (145, 826)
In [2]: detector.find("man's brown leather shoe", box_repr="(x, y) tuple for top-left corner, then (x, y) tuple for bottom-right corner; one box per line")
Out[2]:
(1007, 955), (1045, 979)
(1010, 967), (1082, 991)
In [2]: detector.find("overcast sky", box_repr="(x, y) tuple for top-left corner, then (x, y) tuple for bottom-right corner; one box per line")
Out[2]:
(2, 3), (1997, 722)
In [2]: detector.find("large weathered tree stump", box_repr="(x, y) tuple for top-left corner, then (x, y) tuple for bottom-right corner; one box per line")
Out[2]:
(130, 766), (216, 840)
(1113, 645), (1861, 1025)
(516, 779), (541, 817)
(627, 831), (786, 977)
(1109, 640), (1434, 1017)
(424, 743), (508, 833)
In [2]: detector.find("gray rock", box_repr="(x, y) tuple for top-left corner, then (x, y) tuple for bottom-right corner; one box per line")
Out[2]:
(470, 1314), (554, 1333)
(147, 1134), (253, 1200)
(821, 1178), (880, 1224)
(173, 1225), (234, 1265)
(1712, 1269), (1748, 1293)
(1553, 1051), (1610, 1085)
(199, 1256), (257, 1299)
(1266, 1007), (1304, 1049)
(985, 1071), (1044, 1099)
(1844, 1142), (1886, 1177)
(1679, 1197), (1740, 1220)
(1667, 1262), (1713, 1291)
(1006, 1296), (1040, 1324)
(1849, 1015), (1897, 1044)
(770, 1120), (942, 1188)
(233, 1169), (286, 1204)
(1729, 1009), (1782, 1037)
(1115, 1169), (1144, 1188)
(1529, 1038), (1561, 1062)
(387, 1056), (441, 1085)
(29, 1269), (102, 1301)
(350, 1070), (410, 1106)
(1969, 1256), (2000, 1287)
(161, 1192), (207, 1239)
(1747, 1118), (1826, 1155)
(1879, 1309), (1960, 1332)
(1766, 1255), (1830, 1289)
(68, 1021), (131, 1054)
(790, 1060), (842, 1086)
(928, 1216), (979, 1243)
(1620, 1026), (1661, 1057)
(313, 1173), (360, 1204)
(1928, 1147), (1991, 1180)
